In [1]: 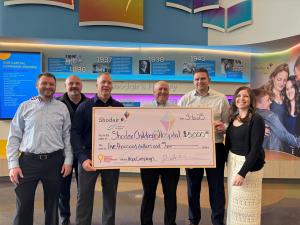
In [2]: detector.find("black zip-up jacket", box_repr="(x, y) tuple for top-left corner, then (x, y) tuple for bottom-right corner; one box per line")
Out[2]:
(57, 93), (87, 121)
(71, 95), (124, 164)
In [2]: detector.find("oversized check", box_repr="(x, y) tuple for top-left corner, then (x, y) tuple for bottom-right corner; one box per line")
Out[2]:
(92, 107), (215, 168)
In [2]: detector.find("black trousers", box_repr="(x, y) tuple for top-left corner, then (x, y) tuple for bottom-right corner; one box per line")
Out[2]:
(186, 143), (226, 225)
(13, 151), (64, 225)
(58, 158), (78, 222)
(75, 165), (120, 225)
(140, 168), (180, 225)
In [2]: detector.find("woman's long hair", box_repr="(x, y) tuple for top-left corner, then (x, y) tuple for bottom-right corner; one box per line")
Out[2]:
(294, 55), (300, 73)
(284, 76), (300, 116)
(264, 63), (289, 100)
(230, 86), (256, 123)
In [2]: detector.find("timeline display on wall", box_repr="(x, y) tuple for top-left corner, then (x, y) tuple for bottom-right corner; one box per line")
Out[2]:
(54, 93), (234, 106)
(45, 43), (250, 83)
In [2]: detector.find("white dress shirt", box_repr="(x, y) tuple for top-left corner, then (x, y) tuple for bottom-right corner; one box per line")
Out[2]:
(178, 88), (230, 143)
(6, 97), (73, 169)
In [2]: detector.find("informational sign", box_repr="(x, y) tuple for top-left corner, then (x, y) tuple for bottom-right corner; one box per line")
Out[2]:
(221, 58), (243, 79)
(92, 108), (215, 168)
(195, 60), (215, 76)
(151, 60), (175, 75)
(48, 58), (72, 72)
(0, 52), (41, 119)
(110, 56), (132, 74)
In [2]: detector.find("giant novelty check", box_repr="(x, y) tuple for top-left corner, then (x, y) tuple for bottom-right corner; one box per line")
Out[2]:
(92, 108), (215, 169)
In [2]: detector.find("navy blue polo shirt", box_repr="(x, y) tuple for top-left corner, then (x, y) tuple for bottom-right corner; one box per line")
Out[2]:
(71, 95), (124, 164)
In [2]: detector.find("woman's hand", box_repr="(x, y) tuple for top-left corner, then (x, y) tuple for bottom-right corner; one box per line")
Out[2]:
(232, 174), (245, 186)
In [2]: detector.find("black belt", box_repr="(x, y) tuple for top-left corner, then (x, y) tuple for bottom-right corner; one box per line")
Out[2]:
(22, 149), (63, 160)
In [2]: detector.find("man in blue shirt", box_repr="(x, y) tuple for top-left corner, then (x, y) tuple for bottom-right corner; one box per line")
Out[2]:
(71, 73), (123, 225)
(6, 72), (73, 225)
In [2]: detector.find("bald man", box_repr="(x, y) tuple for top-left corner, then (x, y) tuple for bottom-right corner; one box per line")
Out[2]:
(57, 75), (87, 225)
(71, 73), (123, 225)
(140, 81), (180, 225)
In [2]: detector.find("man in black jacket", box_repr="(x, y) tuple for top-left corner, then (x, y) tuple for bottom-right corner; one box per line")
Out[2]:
(58, 75), (87, 225)
(71, 73), (123, 225)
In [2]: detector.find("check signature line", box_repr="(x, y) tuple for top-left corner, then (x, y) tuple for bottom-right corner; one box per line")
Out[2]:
(170, 145), (199, 148)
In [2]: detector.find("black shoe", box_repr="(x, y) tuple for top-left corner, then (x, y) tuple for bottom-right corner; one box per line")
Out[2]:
(61, 219), (70, 225)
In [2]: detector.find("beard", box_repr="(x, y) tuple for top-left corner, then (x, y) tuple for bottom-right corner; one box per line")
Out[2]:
(40, 89), (54, 98)
(69, 88), (81, 95)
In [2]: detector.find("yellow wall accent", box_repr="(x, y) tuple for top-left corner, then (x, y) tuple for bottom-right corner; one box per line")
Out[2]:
(0, 140), (7, 159)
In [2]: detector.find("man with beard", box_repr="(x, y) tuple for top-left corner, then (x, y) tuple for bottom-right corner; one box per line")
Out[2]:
(57, 75), (87, 225)
(6, 72), (73, 225)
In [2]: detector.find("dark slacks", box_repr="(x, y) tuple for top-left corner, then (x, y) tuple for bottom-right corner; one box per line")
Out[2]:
(13, 150), (64, 225)
(186, 143), (226, 225)
(75, 164), (119, 225)
(59, 158), (78, 222)
(140, 168), (180, 225)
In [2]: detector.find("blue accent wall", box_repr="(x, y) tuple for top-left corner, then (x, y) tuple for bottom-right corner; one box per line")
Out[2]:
(0, 0), (208, 45)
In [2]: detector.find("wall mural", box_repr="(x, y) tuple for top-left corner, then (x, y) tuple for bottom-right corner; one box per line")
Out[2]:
(251, 45), (300, 158)
(166, 0), (252, 32)
(79, 0), (144, 30)
(3, 0), (251, 32)
(3, 0), (144, 30)
(165, 0), (219, 13)
(3, 0), (74, 9)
